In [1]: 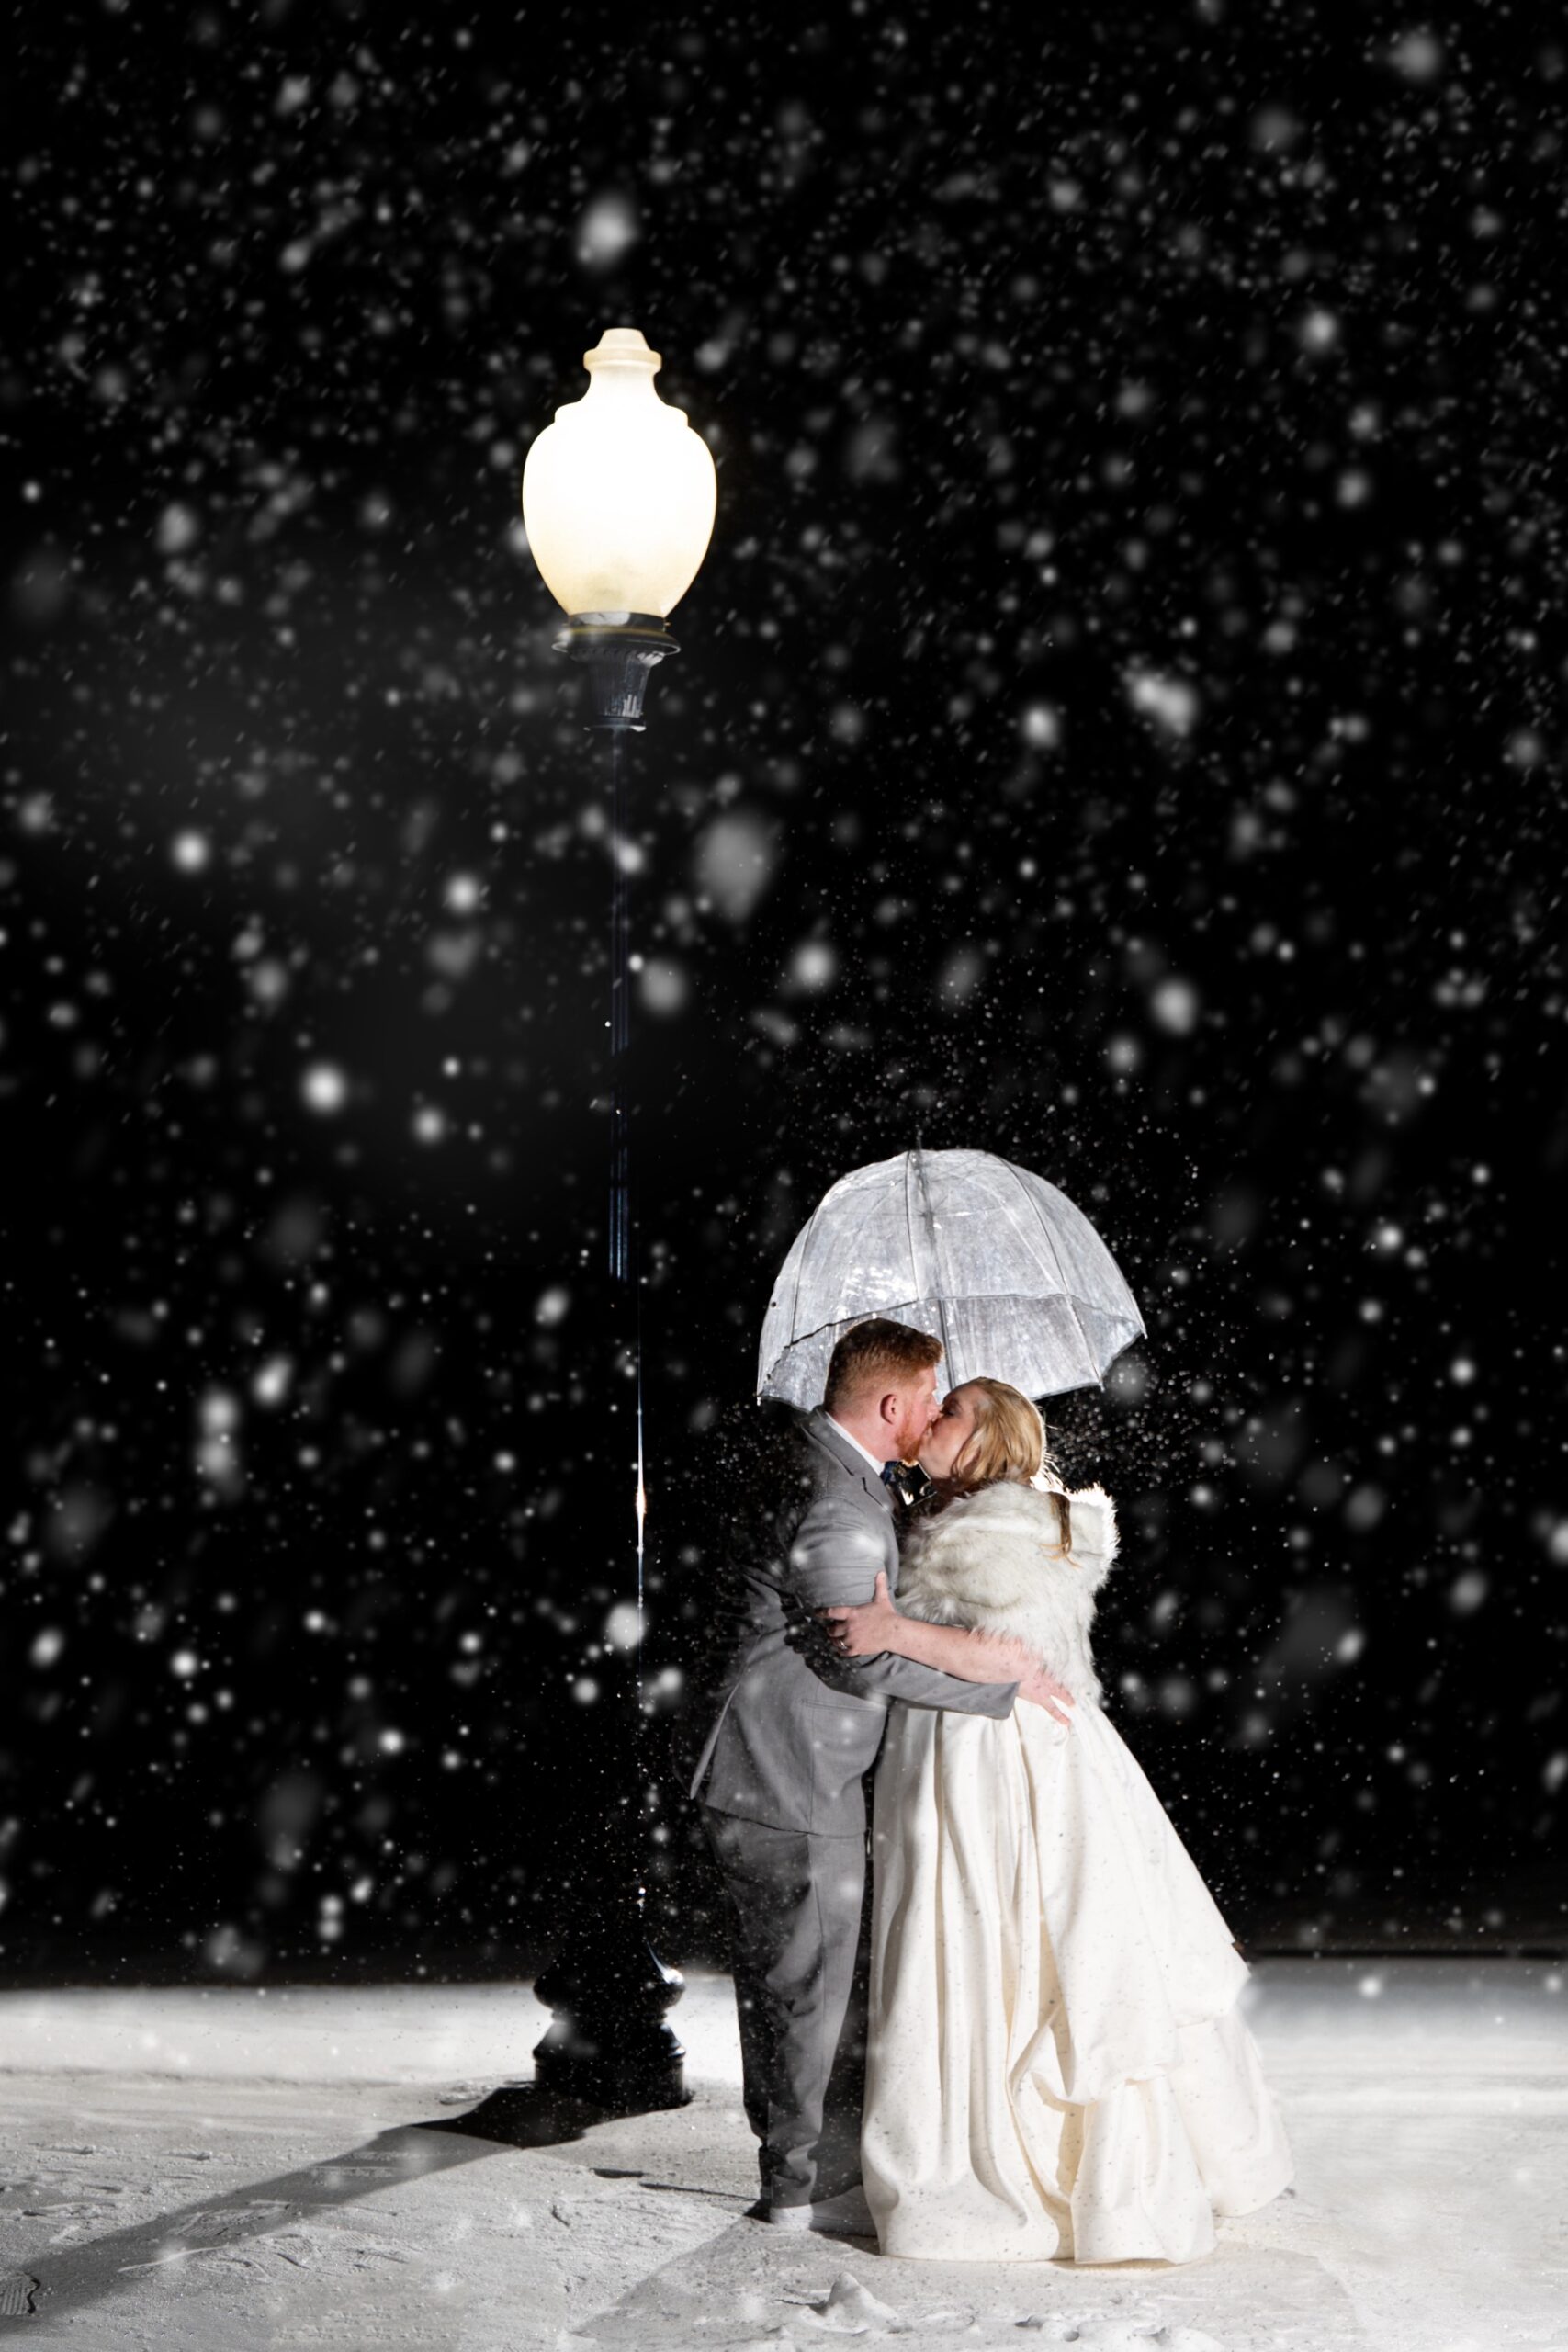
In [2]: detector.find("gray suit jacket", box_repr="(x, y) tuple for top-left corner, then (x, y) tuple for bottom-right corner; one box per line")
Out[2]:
(685, 1406), (1019, 1838)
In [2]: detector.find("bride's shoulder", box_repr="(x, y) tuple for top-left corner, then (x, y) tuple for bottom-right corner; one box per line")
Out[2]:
(905, 1477), (1078, 1555)
(1062, 1481), (1118, 1559)
(899, 1476), (1119, 1623)
(927, 1477), (1115, 1530)
(912, 1477), (1120, 1576)
(958, 1479), (1068, 1531)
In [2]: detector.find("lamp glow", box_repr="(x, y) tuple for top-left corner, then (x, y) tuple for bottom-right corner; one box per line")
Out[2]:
(521, 327), (716, 619)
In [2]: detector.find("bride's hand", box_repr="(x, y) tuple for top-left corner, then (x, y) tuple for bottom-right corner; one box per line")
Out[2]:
(1017, 1666), (1076, 1729)
(821, 1570), (900, 1659)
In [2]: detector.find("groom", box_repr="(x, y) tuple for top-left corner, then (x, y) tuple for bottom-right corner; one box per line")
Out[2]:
(685, 1317), (1074, 2234)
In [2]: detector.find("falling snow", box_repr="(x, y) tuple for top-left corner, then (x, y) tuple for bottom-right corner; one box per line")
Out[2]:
(0, 3), (1561, 2003)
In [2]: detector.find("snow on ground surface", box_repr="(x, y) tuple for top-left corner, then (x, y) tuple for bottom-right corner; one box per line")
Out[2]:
(0, 1960), (1562, 2351)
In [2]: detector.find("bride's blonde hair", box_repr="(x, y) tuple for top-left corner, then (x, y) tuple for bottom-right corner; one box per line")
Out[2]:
(938, 1374), (1073, 1550)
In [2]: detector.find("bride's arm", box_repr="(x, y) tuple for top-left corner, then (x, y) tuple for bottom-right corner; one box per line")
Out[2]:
(822, 1572), (1074, 1719)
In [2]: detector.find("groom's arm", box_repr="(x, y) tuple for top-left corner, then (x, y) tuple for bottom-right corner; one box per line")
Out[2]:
(784, 1496), (1018, 1719)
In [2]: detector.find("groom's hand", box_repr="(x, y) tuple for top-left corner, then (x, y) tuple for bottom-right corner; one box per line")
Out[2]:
(1017, 1667), (1076, 1728)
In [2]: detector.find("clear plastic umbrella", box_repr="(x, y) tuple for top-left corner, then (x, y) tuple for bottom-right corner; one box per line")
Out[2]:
(757, 1146), (1145, 1407)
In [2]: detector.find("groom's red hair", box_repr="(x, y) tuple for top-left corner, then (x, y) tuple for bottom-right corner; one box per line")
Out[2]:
(823, 1317), (942, 1413)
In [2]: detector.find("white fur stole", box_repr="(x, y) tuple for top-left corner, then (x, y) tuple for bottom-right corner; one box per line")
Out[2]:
(897, 1480), (1120, 1702)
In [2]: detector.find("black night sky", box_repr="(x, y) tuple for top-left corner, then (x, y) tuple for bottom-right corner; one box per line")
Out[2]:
(3, 2), (1563, 1985)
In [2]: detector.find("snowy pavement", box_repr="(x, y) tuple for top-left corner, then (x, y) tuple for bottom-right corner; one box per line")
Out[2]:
(0, 1960), (1562, 2351)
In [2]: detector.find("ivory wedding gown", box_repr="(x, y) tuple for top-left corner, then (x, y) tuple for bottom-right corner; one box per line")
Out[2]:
(863, 1479), (1293, 2266)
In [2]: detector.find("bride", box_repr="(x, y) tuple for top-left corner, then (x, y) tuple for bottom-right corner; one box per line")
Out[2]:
(822, 1375), (1293, 2266)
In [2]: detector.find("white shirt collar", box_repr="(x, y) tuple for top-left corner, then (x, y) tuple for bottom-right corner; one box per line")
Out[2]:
(825, 1411), (890, 1478)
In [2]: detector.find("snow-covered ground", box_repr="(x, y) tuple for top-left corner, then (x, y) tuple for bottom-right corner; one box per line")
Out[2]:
(0, 1960), (1562, 2350)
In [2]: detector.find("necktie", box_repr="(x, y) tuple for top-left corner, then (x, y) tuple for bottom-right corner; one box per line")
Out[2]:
(883, 1459), (933, 1508)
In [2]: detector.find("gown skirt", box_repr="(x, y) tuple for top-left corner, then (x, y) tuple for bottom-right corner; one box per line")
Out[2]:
(862, 1696), (1294, 2265)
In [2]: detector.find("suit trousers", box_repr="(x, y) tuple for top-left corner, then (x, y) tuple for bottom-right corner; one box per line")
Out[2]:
(700, 1803), (872, 2209)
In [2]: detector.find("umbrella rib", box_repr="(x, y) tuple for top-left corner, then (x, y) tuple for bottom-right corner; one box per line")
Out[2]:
(902, 1150), (922, 1306)
(775, 1173), (911, 1387)
(785, 1193), (824, 1353)
(839, 1177), (908, 1317)
(909, 1145), (955, 1381)
(997, 1170), (1102, 1369)
(759, 1193), (830, 1394)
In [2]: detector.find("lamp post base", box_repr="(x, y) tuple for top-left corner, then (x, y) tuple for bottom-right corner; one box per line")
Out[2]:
(555, 612), (678, 730)
(531, 1910), (691, 2113)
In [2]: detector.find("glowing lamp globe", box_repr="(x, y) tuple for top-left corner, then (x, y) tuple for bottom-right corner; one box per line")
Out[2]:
(522, 327), (716, 621)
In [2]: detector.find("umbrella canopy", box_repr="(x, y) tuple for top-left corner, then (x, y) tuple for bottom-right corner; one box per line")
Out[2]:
(757, 1147), (1145, 1408)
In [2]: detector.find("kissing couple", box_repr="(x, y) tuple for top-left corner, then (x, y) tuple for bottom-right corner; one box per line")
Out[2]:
(683, 1317), (1293, 2265)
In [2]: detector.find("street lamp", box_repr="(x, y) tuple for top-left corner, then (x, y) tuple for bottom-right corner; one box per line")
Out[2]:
(519, 326), (716, 2113)
(524, 325), (716, 724)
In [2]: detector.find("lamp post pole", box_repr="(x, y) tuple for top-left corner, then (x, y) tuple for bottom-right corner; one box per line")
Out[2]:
(519, 334), (716, 2113)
